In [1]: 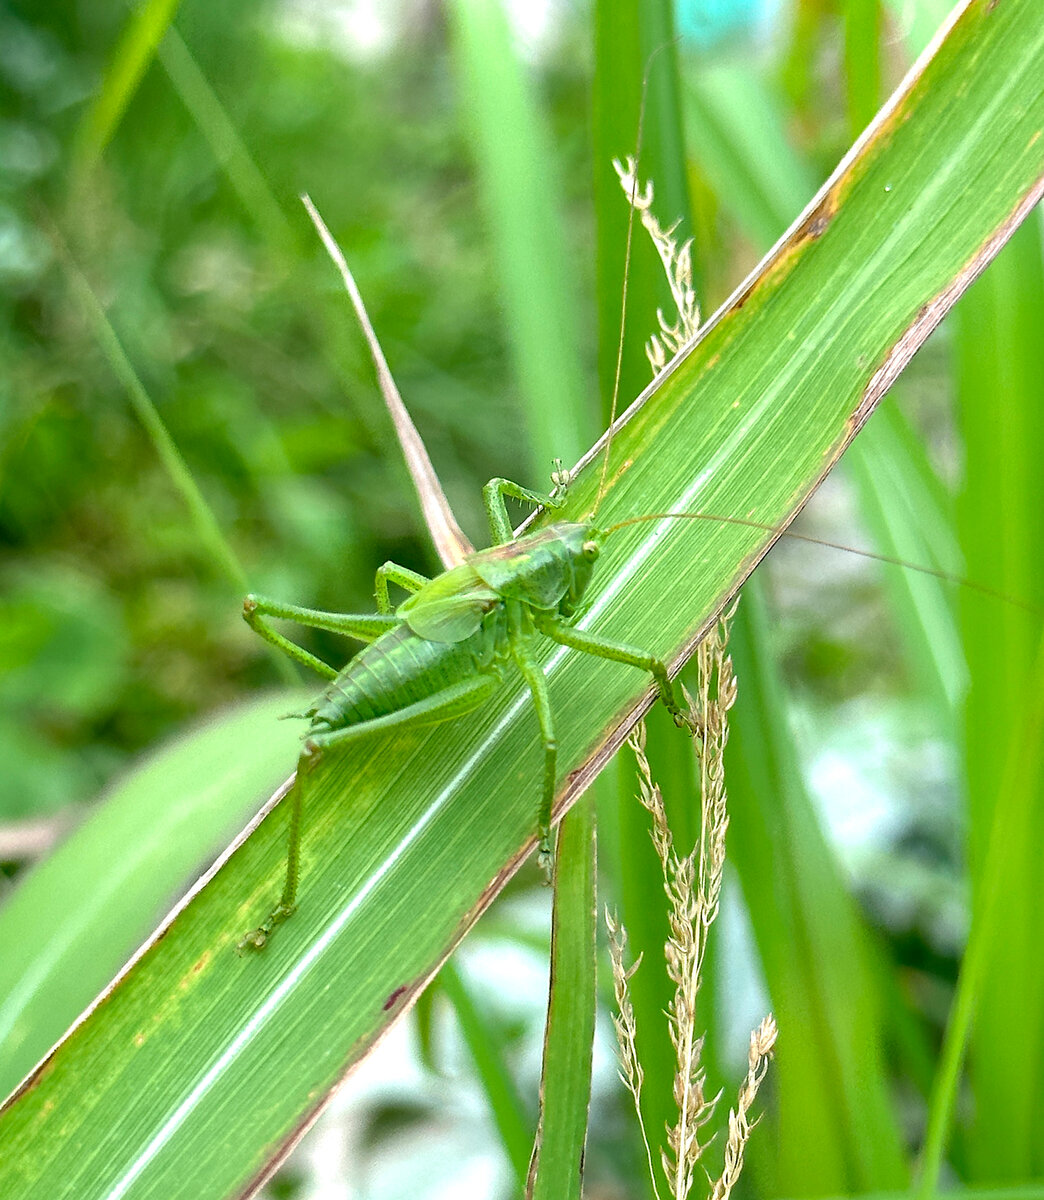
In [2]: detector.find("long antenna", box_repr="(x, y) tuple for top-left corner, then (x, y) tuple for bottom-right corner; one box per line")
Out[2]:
(594, 51), (662, 514)
(604, 510), (1042, 616)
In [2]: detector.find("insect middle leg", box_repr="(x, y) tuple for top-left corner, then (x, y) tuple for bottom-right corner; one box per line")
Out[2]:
(244, 595), (400, 680)
(238, 670), (502, 951)
(510, 633), (558, 876)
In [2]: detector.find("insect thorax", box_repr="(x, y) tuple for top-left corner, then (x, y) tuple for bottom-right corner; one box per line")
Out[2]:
(470, 522), (598, 613)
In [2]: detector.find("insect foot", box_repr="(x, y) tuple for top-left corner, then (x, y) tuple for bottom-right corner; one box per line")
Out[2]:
(237, 903), (297, 954)
(537, 839), (554, 884)
(549, 458), (571, 501)
(301, 737), (324, 769)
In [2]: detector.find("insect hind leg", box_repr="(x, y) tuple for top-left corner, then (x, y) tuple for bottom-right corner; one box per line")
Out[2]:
(238, 672), (501, 953)
(538, 614), (695, 730)
(303, 672), (501, 760)
(238, 779), (304, 952)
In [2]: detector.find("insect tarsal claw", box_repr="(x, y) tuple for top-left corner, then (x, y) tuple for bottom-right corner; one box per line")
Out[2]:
(549, 457), (571, 498)
(236, 928), (267, 954)
(537, 841), (554, 883)
(237, 902), (297, 954)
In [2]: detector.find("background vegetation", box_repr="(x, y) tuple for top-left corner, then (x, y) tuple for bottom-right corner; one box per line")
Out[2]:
(1, 0), (1041, 1197)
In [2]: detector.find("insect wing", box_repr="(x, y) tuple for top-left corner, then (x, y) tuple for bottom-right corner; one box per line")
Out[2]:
(472, 524), (586, 610)
(399, 563), (499, 642)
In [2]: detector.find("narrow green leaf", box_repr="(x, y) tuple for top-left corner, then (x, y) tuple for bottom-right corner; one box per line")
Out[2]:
(920, 631), (1044, 1192)
(592, 1), (698, 1176)
(72, 0), (184, 179)
(526, 797), (596, 1200)
(155, 29), (294, 254)
(440, 961), (533, 1185)
(57, 243), (251, 599)
(725, 590), (907, 1187)
(944, 215), (1044, 1180)
(844, 0), (884, 141)
(448, 0), (593, 473)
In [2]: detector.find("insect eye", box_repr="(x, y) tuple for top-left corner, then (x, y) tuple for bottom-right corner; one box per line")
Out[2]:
(582, 540), (599, 560)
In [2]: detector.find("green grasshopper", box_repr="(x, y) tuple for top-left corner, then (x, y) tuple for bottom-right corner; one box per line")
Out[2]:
(238, 470), (694, 950)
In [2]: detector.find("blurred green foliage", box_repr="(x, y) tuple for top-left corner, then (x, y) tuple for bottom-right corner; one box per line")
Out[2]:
(0, 1), (591, 829)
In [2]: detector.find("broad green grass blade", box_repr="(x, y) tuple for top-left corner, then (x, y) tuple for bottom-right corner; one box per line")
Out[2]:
(0, 694), (301, 1099)
(1, 6), (1042, 1196)
(526, 797), (596, 1200)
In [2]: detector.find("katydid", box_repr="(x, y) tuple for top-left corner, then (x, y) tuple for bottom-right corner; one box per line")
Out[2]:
(238, 471), (696, 950)
(238, 463), (1036, 952)
(239, 188), (1034, 950)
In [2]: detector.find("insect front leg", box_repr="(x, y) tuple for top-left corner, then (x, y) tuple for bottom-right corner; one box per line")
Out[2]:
(374, 562), (430, 614)
(510, 633), (558, 879)
(243, 595), (400, 680)
(537, 615), (694, 730)
(483, 475), (567, 545)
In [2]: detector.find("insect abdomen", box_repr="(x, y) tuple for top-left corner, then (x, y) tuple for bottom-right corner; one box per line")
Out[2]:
(308, 620), (495, 732)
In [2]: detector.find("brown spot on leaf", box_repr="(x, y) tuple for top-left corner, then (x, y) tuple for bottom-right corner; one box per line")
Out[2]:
(798, 192), (837, 240)
(383, 986), (408, 1011)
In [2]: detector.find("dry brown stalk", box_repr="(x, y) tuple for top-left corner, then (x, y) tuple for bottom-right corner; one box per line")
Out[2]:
(613, 157), (702, 370)
(710, 1016), (779, 1200)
